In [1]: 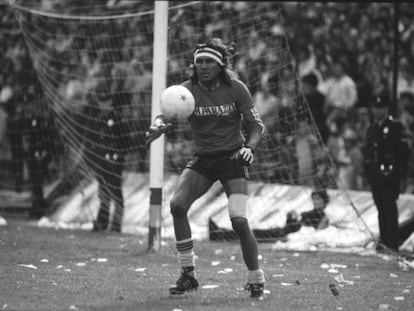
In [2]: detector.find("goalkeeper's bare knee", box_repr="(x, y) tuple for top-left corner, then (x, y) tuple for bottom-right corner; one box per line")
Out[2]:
(170, 198), (188, 218)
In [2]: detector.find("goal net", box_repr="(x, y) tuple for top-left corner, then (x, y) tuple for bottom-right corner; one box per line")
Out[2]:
(4, 1), (377, 252)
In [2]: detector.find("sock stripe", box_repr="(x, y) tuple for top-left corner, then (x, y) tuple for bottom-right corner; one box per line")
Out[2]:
(176, 240), (193, 252)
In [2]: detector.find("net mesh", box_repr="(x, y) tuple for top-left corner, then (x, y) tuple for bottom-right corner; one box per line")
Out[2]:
(1, 1), (375, 250)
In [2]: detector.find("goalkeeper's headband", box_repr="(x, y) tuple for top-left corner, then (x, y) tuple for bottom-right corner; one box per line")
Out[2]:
(194, 44), (224, 66)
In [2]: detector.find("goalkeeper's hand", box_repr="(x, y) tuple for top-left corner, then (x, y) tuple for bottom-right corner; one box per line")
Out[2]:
(236, 145), (254, 167)
(145, 116), (173, 146)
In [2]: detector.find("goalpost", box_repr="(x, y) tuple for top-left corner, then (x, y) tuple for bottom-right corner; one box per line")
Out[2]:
(148, 1), (168, 252)
(3, 1), (381, 254)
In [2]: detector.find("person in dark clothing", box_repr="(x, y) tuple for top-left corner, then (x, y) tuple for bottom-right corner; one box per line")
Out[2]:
(301, 72), (329, 143)
(363, 94), (410, 252)
(209, 188), (330, 242)
(26, 110), (52, 219)
(4, 93), (25, 192)
(83, 85), (131, 233)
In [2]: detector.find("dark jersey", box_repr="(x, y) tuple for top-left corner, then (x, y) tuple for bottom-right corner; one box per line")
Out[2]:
(182, 79), (264, 155)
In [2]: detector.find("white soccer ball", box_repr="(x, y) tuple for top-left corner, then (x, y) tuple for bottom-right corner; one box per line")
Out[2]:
(160, 85), (195, 121)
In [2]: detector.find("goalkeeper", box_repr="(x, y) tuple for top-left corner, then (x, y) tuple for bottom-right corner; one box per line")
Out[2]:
(146, 38), (266, 299)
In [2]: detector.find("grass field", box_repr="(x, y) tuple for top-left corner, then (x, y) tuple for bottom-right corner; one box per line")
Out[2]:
(1, 218), (413, 311)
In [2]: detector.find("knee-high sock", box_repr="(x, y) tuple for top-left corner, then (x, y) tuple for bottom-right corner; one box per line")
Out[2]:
(176, 238), (195, 276)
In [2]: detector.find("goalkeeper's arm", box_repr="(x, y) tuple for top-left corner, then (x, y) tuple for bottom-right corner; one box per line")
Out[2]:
(145, 115), (173, 146)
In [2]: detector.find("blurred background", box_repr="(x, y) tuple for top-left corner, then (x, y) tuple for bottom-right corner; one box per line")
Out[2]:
(0, 1), (413, 215)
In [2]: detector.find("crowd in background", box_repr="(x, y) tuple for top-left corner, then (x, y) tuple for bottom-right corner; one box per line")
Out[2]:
(1, 1), (414, 194)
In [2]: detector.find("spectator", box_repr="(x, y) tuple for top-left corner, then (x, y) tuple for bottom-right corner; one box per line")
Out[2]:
(336, 126), (364, 190)
(320, 58), (358, 125)
(209, 188), (330, 242)
(293, 119), (319, 187)
(301, 72), (329, 143)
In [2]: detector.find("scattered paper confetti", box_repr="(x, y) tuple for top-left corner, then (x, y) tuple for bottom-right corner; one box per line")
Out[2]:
(18, 264), (37, 269)
(331, 264), (347, 269)
(56, 265), (63, 269)
(76, 262), (86, 267)
(230, 255), (236, 261)
(320, 263), (330, 269)
(97, 258), (108, 262)
(215, 249), (223, 255)
(334, 273), (354, 285)
(389, 273), (398, 278)
(202, 285), (218, 289)
(281, 282), (293, 286)
(263, 289), (271, 294)
(69, 305), (79, 310)
(402, 289), (410, 294)
(40, 259), (49, 263)
(272, 274), (284, 277)
(328, 268), (339, 274)
(134, 268), (146, 272)
(64, 269), (71, 272)
(378, 304), (389, 311)
(293, 253), (300, 257)
(211, 261), (220, 266)
(394, 296), (404, 301)
(258, 254), (263, 260)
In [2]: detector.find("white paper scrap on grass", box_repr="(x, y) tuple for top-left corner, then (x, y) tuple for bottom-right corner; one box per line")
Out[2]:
(211, 261), (220, 266)
(0, 216), (7, 226)
(202, 285), (218, 289)
(18, 264), (37, 269)
(76, 262), (86, 267)
(97, 258), (108, 262)
(40, 259), (48, 263)
(134, 268), (146, 272)
(281, 282), (293, 286)
(394, 296), (404, 301)
(334, 273), (354, 285)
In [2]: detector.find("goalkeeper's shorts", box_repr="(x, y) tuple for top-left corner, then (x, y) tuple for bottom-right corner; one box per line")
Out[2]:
(186, 148), (249, 182)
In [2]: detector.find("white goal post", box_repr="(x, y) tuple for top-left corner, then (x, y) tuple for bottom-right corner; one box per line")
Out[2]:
(148, 0), (168, 252)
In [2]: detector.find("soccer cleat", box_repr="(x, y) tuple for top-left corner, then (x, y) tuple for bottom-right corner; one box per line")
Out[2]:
(169, 272), (199, 295)
(245, 283), (264, 299)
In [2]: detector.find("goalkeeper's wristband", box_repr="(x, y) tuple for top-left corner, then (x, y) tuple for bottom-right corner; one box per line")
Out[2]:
(243, 144), (255, 154)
